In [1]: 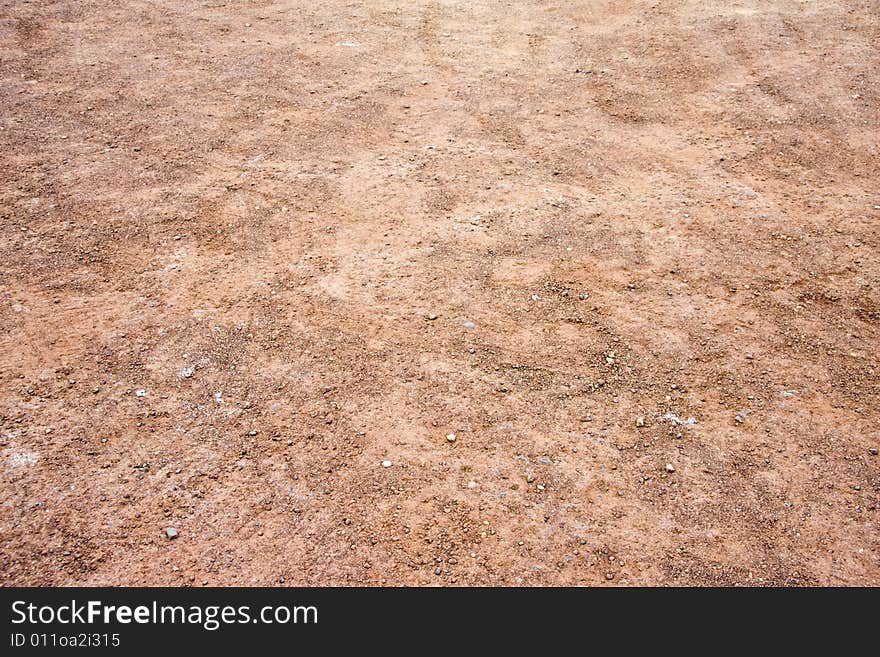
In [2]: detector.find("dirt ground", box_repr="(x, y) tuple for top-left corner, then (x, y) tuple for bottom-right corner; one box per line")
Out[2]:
(1, 0), (878, 587)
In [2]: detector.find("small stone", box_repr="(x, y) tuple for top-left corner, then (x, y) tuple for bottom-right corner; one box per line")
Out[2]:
(463, 321), (476, 330)
(381, 460), (393, 468)
(636, 416), (645, 427)
(446, 433), (456, 443)
(165, 527), (179, 540)
(538, 456), (552, 465)
(178, 366), (195, 379)
(426, 313), (438, 321)
(869, 448), (878, 456)
(134, 389), (146, 397)
(665, 463), (675, 473)
(526, 473), (535, 483)
(467, 481), (477, 489)
(605, 572), (615, 580)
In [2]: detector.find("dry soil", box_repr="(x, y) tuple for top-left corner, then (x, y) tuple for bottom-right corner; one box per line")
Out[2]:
(1, 0), (878, 586)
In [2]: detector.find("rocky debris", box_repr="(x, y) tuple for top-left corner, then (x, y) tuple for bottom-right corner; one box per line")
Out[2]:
(381, 460), (393, 468)
(178, 365), (195, 379)
(665, 463), (675, 473)
(734, 410), (749, 424)
(426, 313), (438, 321)
(869, 448), (878, 456)
(446, 433), (456, 443)
(165, 527), (179, 540)
(538, 456), (552, 465)
(134, 389), (146, 397)
(636, 415), (645, 427)
(6, 451), (39, 469)
(662, 412), (696, 427)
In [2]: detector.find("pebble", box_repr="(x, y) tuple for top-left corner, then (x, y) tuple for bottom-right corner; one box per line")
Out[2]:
(134, 389), (146, 397)
(869, 448), (878, 456)
(665, 463), (675, 473)
(178, 366), (195, 379)
(426, 313), (438, 321)
(463, 321), (476, 330)
(526, 473), (535, 483)
(467, 481), (477, 489)
(538, 456), (552, 465)
(446, 433), (456, 443)
(605, 572), (615, 580)
(636, 416), (645, 427)
(381, 460), (393, 468)
(165, 527), (179, 540)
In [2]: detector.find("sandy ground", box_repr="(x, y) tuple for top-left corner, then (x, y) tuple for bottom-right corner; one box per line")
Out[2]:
(1, 0), (878, 586)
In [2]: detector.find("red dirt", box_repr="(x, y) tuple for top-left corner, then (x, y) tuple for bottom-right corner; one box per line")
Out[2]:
(1, 0), (878, 586)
